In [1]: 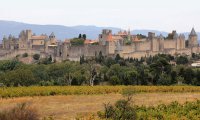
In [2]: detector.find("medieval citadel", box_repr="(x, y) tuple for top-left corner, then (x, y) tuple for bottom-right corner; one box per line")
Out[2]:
(0, 28), (199, 61)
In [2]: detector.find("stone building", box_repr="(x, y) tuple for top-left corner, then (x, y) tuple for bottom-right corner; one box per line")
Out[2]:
(2, 30), (58, 52)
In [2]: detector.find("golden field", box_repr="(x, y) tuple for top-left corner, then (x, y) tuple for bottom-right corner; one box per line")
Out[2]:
(0, 86), (200, 119)
(1, 93), (200, 119)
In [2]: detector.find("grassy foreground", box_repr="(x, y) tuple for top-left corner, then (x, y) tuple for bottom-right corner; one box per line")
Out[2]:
(1, 93), (200, 119)
(0, 86), (200, 98)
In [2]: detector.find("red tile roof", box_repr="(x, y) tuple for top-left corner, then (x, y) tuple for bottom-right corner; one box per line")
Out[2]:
(84, 39), (98, 44)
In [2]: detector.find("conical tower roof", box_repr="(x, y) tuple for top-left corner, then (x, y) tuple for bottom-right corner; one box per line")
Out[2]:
(159, 34), (164, 39)
(49, 32), (55, 37)
(190, 28), (197, 36)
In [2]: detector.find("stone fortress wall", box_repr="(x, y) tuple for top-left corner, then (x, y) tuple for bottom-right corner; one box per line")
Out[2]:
(97, 28), (199, 59)
(0, 28), (200, 61)
(62, 45), (107, 61)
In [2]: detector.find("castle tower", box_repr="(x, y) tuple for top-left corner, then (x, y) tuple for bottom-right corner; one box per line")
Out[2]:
(173, 31), (181, 50)
(26, 30), (32, 49)
(2, 35), (7, 49)
(18, 30), (32, 49)
(188, 28), (198, 47)
(179, 34), (185, 49)
(44, 35), (49, 53)
(99, 29), (112, 45)
(127, 28), (131, 41)
(158, 34), (164, 51)
(62, 40), (71, 60)
(26, 30), (32, 40)
(49, 32), (56, 45)
(148, 32), (159, 52)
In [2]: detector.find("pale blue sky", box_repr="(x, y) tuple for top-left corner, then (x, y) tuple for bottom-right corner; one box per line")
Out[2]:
(0, 0), (200, 32)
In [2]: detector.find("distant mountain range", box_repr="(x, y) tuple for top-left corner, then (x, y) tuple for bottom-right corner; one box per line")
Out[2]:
(0, 20), (199, 42)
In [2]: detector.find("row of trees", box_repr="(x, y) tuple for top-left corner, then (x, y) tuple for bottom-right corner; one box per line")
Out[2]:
(0, 53), (200, 86)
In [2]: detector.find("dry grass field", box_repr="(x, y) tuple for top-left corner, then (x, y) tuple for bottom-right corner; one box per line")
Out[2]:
(1, 93), (200, 120)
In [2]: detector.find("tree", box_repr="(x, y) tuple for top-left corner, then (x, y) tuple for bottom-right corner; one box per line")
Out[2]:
(183, 68), (194, 84)
(137, 65), (149, 85)
(47, 63), (67, 80)
(98, 51), (104, 63)
(85, 59), (101, 86)
(115, 54), (121, 63)
(80, 55), (85, 64)
(195, 70), (200, 86)
(33, 54), (40, 60)
(192, 53), (196, 59)
(157, 73), (171, 85)
(3, 69), (35, 86)
(171, 71), (177, 84)
(110, 76), (120, 85)
(82, 34), (87, 40)
(100, 66), (109, 81)
(176, 56), (188, 65)
(78, 34), (82, 39)
(104, 57), (116, 67)
(48, 55), (52, 62)
(71, 71), (86, 85)
(22, 53), (28, 57)
(149, 58), (171, 85)
(39, 57), (52, 65)
(89, 67), (97, 86)
(0, 60), (21, 72)
(125, 70), (138, 85)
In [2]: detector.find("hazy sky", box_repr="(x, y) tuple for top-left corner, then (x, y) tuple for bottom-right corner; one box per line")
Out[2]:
(0, 0), (200, 32)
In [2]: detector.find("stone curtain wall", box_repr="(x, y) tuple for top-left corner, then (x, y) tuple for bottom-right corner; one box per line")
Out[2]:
(67, 45), (107, 58)
(0, 49), (41, 60)
(134, 41), (151, 51)
(164, 40), (176, 49)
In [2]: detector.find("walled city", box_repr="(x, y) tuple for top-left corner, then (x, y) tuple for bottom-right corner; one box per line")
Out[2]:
(0, 28), (199, 61)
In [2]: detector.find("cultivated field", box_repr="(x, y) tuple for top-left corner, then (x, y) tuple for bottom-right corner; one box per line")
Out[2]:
(1, 86), (200, 98)
(0, 86), (200, 119)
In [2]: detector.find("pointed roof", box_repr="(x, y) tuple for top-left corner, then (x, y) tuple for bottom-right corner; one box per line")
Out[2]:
(3, 35), (7, 39)
(159, 34), (164, 39)
(173, 32), (178, 39)
(179, 34), (185, 39)
(8, 34), (12, 39)
(49, 32), (55, 37)
(190, 28), (197, 36)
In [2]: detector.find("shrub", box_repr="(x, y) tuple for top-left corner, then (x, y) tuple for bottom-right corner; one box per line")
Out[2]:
(16, 54), (20, 58)
(98, 97), (137, 120)
(22, 53), (28, 57)
(33, 54), (40, 60)
(0, 102), (39, 120)
(110, 76), (120, 85)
